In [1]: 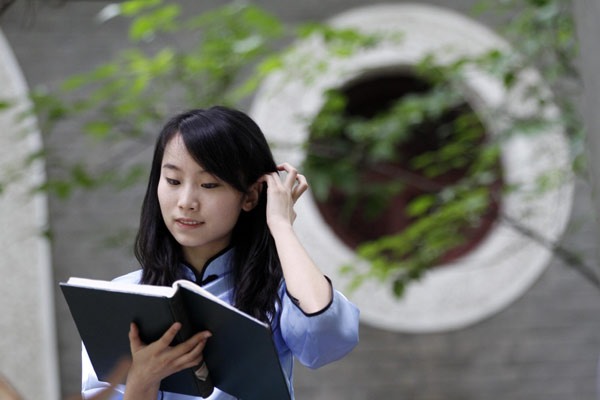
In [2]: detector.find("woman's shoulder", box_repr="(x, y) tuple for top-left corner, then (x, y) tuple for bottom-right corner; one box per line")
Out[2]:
(111, 269), (143, 284)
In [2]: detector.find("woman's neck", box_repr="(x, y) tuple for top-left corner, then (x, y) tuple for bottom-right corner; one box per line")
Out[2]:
(182, 243), (230, 274)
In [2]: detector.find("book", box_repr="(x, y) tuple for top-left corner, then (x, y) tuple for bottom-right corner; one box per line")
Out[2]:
(60, 277), (291, 400)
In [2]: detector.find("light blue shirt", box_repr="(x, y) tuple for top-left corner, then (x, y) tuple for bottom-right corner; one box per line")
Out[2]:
(81, 248), (360, 399)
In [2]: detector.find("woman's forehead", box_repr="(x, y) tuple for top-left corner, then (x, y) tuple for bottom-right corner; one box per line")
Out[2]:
(162, 134), (207, 173)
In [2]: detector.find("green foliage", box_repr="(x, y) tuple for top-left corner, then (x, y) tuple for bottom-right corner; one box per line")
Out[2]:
(24, 1), (380, 199)
(6, 0), (581, 297)
(405, 194), (436, 217)
(302, 0), (580, 296)
(297, 22), (384, 56)
(129, 4), (181, 41)
(119, 0), (163, 16)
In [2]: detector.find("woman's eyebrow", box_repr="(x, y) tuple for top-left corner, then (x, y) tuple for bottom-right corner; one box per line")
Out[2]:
(162, 163), (180, 171)
(162, 163), (210, 175)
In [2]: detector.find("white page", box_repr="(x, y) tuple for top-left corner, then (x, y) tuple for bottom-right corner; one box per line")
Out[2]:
(66, 277), (175, 297)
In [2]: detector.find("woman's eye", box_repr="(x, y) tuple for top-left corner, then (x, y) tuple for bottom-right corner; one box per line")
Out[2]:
(201, 183), (218, 189)
(166, 178), (180, 185)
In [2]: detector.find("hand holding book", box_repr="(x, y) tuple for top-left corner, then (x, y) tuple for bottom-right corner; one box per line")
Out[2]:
(124, 322), (213, 399)
(61, 277), (291, 399)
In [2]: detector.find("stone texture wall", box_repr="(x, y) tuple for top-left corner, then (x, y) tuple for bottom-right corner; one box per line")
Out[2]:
(0, 28), (58, 400)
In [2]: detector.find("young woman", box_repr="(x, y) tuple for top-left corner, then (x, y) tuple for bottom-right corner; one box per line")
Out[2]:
(81, 106), (360, 399)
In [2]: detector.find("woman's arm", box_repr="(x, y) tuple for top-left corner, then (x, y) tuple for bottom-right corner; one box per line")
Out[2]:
(259, 163), (332, 314)
(259, 163), (359, 369)
(124, 322), (211, 400)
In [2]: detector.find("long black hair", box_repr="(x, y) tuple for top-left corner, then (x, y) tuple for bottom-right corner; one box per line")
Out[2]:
(135, 106), (282, 324)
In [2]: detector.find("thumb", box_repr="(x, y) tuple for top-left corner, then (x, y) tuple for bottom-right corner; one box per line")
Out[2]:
(128, 322), (145, 353)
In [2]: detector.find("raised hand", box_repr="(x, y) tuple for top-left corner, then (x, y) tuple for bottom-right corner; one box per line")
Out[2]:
(124, 322), (211, 399)
(258, 163), (308, 230)
(257, 163), (332, 313)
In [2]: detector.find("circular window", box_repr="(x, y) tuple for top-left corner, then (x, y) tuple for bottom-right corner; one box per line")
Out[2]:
(250, 4), (573, 332)
(307, 70), (503, 265)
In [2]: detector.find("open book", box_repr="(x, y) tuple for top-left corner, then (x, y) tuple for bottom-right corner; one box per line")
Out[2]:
(61, 277), (291, 400)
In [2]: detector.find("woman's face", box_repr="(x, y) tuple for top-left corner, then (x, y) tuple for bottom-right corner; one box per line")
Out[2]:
(157, 134), (246, 265)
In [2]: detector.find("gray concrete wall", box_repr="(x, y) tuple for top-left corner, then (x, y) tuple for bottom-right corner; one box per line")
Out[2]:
(574, 0), (600, 246)
(1, 1), (599, 399)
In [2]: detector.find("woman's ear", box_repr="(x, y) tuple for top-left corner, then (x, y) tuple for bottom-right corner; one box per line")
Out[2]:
(242, 181), (263, 211)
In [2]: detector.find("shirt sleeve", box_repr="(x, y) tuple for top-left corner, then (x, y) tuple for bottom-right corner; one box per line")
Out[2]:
(279, 277), (360, 369)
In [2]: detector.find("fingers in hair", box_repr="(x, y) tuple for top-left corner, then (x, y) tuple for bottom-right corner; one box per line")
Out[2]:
(292, 173), (308, 202)
(278, 163), (298, 188)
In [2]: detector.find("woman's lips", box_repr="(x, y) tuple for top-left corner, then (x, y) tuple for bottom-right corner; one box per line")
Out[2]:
(175, 218), (204, 228)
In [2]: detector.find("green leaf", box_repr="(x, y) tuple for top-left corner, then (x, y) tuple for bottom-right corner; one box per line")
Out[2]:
(503, 70), (516, 88)
(71, 164), (96, 189)
(406, 194), (436, 217)
(470, 0), (492, 16)
(120, 0), (163, 16)
(130, 17), (156, 41)
(129, 4), (181, 41)
(257, 55), (283, 75)
(61, 75), (89, 91)
(339, 264), (355, 275)
(24, 149), (47, 167)
(0, 99), (12, 110)
(43, 228), (53, 241)
(228, 75), (260, 103)
(42, 180), (72, 199)
(348, 274), (366, 293)
(114, 164), (147, 190)
(89, 63), (119, 81)
(242, 5), (283, 36)
(233, 35), (264, 54)
(392, 278), (405, 297)
(297, 22), (324, 38)
(83, 121), (112, 139)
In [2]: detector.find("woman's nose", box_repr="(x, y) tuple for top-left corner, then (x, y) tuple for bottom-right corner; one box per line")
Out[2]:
(178, 186), (199, 210)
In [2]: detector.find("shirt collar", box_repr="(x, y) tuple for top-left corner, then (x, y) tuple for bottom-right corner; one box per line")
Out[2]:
(181, 246), (234, 285)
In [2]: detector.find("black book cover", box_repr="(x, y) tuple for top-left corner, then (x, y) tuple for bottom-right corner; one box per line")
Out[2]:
(61, 278), (291, 399)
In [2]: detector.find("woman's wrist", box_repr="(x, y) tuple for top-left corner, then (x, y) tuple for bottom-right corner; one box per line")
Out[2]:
(124, 373), (160, 400)
(268, 218), (294, 237)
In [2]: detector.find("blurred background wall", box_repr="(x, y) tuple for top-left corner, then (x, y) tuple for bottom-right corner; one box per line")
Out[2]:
(1, 1), (599, 399)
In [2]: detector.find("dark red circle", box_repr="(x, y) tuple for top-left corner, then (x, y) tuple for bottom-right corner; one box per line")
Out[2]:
(308, 72), (503, 265)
